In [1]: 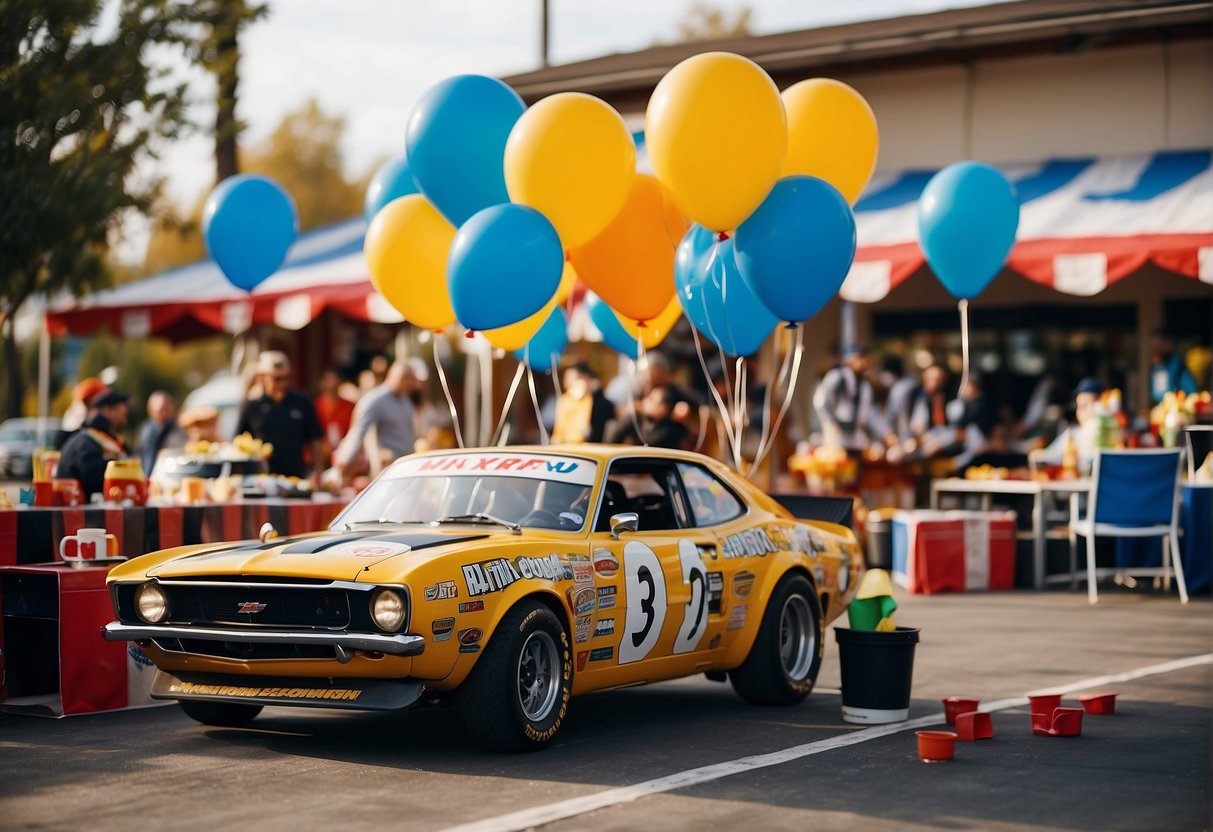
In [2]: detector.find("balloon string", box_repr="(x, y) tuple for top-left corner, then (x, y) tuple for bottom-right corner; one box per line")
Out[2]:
(751, 326), (804, 472)
(490, 361), (527, 447)
(526, 363), (549, 445)
(733, 356), (746, 473)
(753, 325), (796, 472)
(691, 325), (739, 467)
(478, 348), (492, 447)
(958, 299), (971, 399)
(432, 337), (465, 449)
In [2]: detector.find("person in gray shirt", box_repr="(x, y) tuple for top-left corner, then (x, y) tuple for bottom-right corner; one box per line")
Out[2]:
(333, 361), (422, 478)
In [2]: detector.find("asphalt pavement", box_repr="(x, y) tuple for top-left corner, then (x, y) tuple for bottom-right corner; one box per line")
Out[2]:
(2, 586), (1210, 831)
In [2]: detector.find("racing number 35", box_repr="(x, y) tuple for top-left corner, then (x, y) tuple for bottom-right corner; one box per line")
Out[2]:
(618, 539), (709, 664)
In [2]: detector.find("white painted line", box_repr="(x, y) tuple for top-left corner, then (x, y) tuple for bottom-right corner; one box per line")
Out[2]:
(441, 652), (1213, 832)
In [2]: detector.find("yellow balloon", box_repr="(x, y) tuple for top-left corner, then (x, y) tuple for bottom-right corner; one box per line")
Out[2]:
(645, 52), (786, 232)
(364, 195), (455, 330)
(505, 93), (636, 248)
(483, 262), (577, 351)
(621, 294), (683, 349)
(781, 78), (878, 204)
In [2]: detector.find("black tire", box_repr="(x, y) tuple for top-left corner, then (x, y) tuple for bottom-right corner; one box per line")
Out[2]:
(457, 602), (572, 752)
(730, 574), (823, 706)
(178, 699), (263, 727)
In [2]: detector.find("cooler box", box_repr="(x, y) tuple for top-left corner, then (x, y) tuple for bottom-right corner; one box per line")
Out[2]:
(891, 510), (1017, 594)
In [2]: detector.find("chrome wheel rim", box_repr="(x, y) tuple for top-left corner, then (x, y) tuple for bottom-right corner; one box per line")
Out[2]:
(779, 595), (816, 681)
(517, 630), (561, 722)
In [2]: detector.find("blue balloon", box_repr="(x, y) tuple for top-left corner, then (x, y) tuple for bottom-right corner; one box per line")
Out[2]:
(675, 227), (778, 356)
(586, 293), (640, 359)
(405, 75), (525, 227)
(448, 204), (564, 331)
(203, 175), (298, 291)
(364, 156), (418, 222)
(734, 176), (856, 323)
(917, 161), (1019, 300)
(515, 307), (568, 373)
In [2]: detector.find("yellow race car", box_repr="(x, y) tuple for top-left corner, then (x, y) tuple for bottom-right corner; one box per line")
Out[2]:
(104, 445), (862, 750)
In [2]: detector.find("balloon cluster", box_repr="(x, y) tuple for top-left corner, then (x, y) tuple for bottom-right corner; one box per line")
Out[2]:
(359, 53), (878, 365)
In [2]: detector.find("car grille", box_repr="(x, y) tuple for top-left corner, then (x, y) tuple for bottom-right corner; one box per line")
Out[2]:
(162, 585), (353, 629)
(156, 638), (336, 661)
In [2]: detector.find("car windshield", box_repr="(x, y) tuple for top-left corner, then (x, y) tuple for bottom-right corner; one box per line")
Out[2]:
(333, 451), (598, 533)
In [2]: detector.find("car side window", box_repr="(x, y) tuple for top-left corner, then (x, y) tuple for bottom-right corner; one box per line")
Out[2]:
(677, 463), (745, 527)
(595, 459), (691, 532)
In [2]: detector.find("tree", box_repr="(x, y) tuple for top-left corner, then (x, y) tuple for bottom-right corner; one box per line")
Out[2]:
(144, 97), (369, 275)
(0, 0), (194, 419)
(192, 0), (268, 183)
(674, 2), (752, 42)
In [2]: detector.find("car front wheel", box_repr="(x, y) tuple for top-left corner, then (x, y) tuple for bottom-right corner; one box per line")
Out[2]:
(458, 601), (571, 751)
(730, 574), (823, 706)
(178, 699), (263, 727)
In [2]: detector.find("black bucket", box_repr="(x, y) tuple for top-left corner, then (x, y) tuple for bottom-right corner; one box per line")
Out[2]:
(834, 626), (920, 724)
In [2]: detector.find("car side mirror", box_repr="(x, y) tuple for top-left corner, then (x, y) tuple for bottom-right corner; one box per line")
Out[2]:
(259, 522), (279, 543)
(610, 512), (639, 539)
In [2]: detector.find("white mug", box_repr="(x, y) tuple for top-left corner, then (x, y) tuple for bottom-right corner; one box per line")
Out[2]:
(60, 527), (118, 563)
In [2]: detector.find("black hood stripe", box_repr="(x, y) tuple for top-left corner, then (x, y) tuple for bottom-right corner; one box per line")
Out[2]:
(279, 531), (488, 555)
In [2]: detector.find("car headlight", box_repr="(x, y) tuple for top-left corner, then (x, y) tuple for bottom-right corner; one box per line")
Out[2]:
(370, 588), (406, 633)
(135, 582), (169, 623)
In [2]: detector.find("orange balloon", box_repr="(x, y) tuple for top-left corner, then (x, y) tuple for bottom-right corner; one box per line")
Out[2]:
(621, 294), (683, 349)
(570, 174), (688, 323)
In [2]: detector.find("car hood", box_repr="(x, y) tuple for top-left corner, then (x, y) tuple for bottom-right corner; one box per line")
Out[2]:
(147, 528), (489, 582)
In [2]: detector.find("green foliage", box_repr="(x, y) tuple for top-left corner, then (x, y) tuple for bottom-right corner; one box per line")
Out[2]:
(0, 0), (196, 416)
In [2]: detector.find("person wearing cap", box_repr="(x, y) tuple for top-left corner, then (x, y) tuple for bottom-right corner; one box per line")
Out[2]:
(1036, 376), (1107, 470)
(60, 376), (110, 435)
(235, 351), (324, 482)
(333, 359), (423, 478)
(57, 388), (131, 498)
(813, 345), (881, 454)
(178, 406), (222, 444)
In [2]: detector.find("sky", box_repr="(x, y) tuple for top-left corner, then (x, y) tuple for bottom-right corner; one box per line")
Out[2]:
(123, 0), (1000, 258)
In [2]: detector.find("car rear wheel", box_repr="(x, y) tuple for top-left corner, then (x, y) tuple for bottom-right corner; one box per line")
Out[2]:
(730, 574), (823, 706)
(178, 699), (263, 727)
(457, 601), (571, 751)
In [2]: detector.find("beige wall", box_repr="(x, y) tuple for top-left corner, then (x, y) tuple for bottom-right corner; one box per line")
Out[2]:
(839, 40), (1213, 172)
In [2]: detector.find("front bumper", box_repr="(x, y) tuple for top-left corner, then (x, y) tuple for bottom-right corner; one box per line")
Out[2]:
(152, 669), (425, 710)
(103, 622), (425, 657)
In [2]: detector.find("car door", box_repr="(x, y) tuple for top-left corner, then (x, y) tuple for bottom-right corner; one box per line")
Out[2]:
(574, 458), (719, 690)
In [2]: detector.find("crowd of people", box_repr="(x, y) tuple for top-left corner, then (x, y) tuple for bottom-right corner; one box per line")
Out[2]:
(45, 325), (1208, 501)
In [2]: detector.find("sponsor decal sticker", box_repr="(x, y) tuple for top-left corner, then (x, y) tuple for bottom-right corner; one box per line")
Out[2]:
(592, 548), (619, 577)
(328, 541), (410, 558)
(167, 681), (363, 701)
(576, 651), (590, 671)
(566, 554), (594, 587)
(568, 586), (596, 616)
(588, 646), (614, 662)
(721, 528), (779, 560)
(707, 571), (724, 615)
(434, 632), (452, 643)
(457, 627), (484, 646)
(727, 604), (748, 630)
(732, 571), (756, 599)
(596, 585), (617, 610)
(462, 558), (521, 596)
(514, 553), (565, 581)
(458, 644), (481, 654)
(707, 634), (722, 649)
(424, 580), (458, 601)
(432, 617), (455, 636)
(593, 618), (615, 638)
(390, 453), (597, 486)
(458, 601), (484, 614)
(575, 614), (592, 644)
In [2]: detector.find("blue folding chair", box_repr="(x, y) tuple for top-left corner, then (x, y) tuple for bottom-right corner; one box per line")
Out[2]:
(1069, 448), (1188, 605)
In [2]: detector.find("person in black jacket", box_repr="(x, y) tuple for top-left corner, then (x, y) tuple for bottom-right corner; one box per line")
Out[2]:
(57, 389), (131, 498)
(235, 351), (324, 483)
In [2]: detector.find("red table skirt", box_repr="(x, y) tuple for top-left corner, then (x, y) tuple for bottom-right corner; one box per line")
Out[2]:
(0, 498), (349, 567)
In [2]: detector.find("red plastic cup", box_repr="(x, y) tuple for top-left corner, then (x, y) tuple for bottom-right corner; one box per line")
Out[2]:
(1050, 707), (1084, 736)
(916, 730), (957, 762)
(1077, 692), (1117, 714)
(1028, 694), (1061, 714)
(955, 710), (993, 740)
(943, 696), (981, 725)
